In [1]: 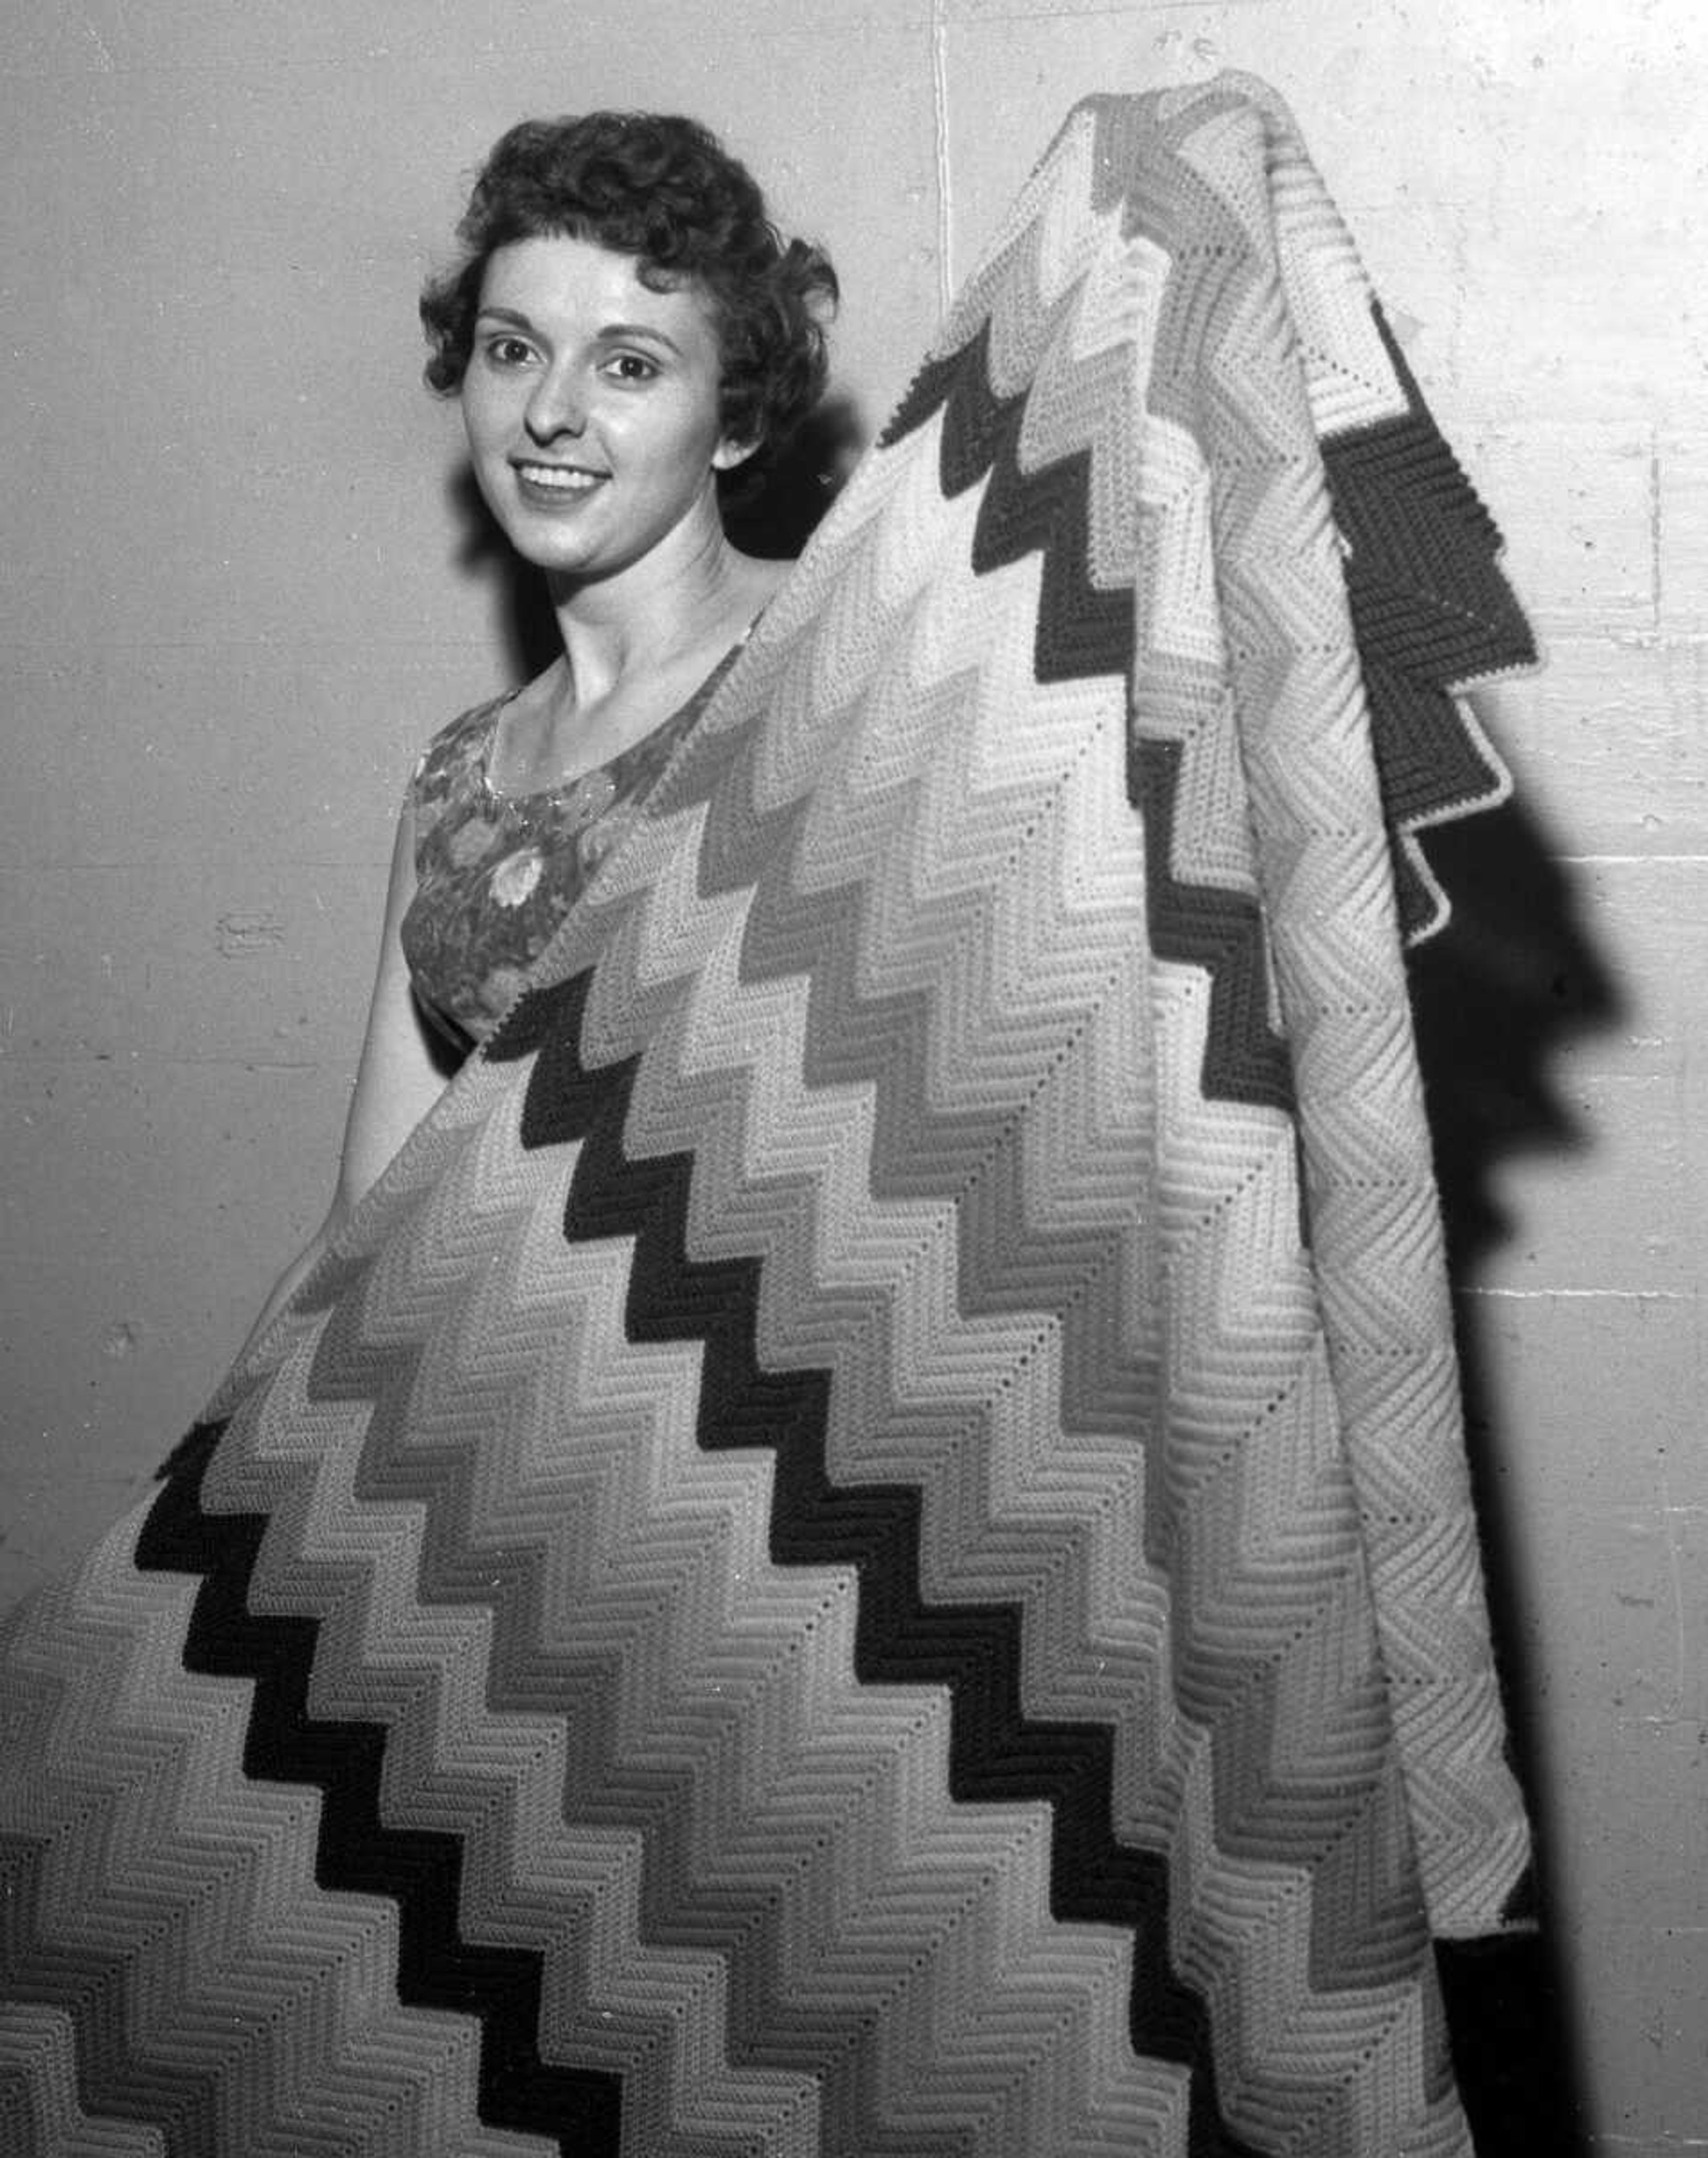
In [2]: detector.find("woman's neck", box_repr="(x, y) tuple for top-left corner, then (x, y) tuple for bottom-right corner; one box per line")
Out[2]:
(493, 521), (783, 795)
(547, 513), (748, 709)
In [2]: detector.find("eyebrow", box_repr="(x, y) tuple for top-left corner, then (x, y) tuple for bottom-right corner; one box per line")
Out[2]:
(474, 305), (685, 356)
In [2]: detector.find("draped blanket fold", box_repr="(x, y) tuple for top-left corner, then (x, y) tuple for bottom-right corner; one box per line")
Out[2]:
(1, 74), (1542, 2158)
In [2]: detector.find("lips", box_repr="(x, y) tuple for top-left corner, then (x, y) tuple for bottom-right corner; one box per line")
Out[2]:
(513, 460), (607, 500)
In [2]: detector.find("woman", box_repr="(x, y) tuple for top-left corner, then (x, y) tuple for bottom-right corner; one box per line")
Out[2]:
(247, 112), (837, 1347)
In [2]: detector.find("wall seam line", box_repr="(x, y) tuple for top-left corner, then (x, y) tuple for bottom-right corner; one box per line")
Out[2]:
(931, 1), (953, 316)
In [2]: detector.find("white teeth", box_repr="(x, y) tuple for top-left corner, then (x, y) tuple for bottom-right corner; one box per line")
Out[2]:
(518, 463), (602, 492)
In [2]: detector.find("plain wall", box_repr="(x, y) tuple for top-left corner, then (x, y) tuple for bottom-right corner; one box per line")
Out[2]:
(2, 3), (1703, 2149)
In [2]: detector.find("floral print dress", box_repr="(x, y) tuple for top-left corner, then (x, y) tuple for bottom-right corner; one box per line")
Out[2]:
(401, 653), (737, 1049)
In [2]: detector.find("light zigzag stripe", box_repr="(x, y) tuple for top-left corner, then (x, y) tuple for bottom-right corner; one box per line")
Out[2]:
(0, 2005), (167, 2157)
(946, 101), (1178, 629)
(557, 242), (1146, 1025)
(615, 196), (1156, 921)
(0, 1486), (552, 2157)
(1011, 228), (1169, 600)
(1130, 88), (1525, 1935)
(541, 214), (1458, 2123)
(547, 419), (1011, 1065)
(587, 589), (1452, 2150)
(225, 1071), (825, 2158)
(1215, 422), (1353, 668)
(1169, 1740), (1473, 2158)
(617, 516), (1168, 1541)
(233, 1053), (1182, 2154)
(532, 411), (947, 1032)
(936, 105), (1111, 397)
(453, 768), (1199, 2149)
(739, 419), (950, 822)
(1220, 622), (1516, 1937)
(1146, 962), (1461, 2152)
(473, 1347), (1172, 2146)
(639, 937), (1182, 1796)
(517, 1139), (1190, 2149)
(1156, 97), (1279, 259)
(265, 1388), (826, 2155)
(806, 670), (1135, 1114)
(1253, 84), (1415, 442)
(607, 864), (1453, 2152)
(1137, 413), (1231, 691)
(198, 1050), (505, 1424)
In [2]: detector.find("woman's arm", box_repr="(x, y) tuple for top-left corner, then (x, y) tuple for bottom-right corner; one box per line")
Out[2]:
(234, 794), (449, 1360)
(332, 791), (452, 1210)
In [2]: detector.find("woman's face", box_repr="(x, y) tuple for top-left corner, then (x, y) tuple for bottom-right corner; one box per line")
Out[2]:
(461, 232), (746, 585)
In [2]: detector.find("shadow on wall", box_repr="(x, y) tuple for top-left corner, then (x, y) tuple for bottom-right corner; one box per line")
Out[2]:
(444, 397), (868, 682)
(1409, 715), (1623, 2158)
(1410, 762), (1621, 1284)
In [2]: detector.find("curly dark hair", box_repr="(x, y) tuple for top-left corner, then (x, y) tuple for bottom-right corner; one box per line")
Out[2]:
(420, 112), (837, 469)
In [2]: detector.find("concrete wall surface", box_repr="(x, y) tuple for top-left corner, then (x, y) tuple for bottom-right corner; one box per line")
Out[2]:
(2, 2), (1702, 2149)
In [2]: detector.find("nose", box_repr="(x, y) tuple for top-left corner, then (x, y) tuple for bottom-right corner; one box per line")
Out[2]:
(524, 363), (586, 443)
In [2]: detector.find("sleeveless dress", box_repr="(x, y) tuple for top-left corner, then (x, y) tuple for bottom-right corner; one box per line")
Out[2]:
(400, 651), (738, 1048)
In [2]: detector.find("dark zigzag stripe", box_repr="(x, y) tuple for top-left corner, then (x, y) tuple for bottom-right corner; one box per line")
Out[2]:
(133, 1420), (621, 2154)
(881, 320), (1133, 688)
(881, 319), (1293, 1114)
(492, 968), (1267, 2158)
(1320, 301), (1538, 944)
(1132, 736), (1294, 1110)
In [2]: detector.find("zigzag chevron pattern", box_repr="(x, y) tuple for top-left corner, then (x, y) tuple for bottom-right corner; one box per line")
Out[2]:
(1, 73), (1538, 2156)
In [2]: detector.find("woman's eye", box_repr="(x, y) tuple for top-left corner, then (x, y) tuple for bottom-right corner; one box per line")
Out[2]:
(603, 352), (658, 383)
(483, 335), (535, 367)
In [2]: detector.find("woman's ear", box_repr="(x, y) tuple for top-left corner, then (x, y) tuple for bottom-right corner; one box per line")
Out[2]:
(713, 434), (761, 473)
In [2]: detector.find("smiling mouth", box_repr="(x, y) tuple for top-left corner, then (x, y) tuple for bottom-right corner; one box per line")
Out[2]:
(515, 461), (606, 494)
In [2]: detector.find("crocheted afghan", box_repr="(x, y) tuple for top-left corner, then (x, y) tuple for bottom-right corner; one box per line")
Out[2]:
(1, 75), (1541, 2158)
